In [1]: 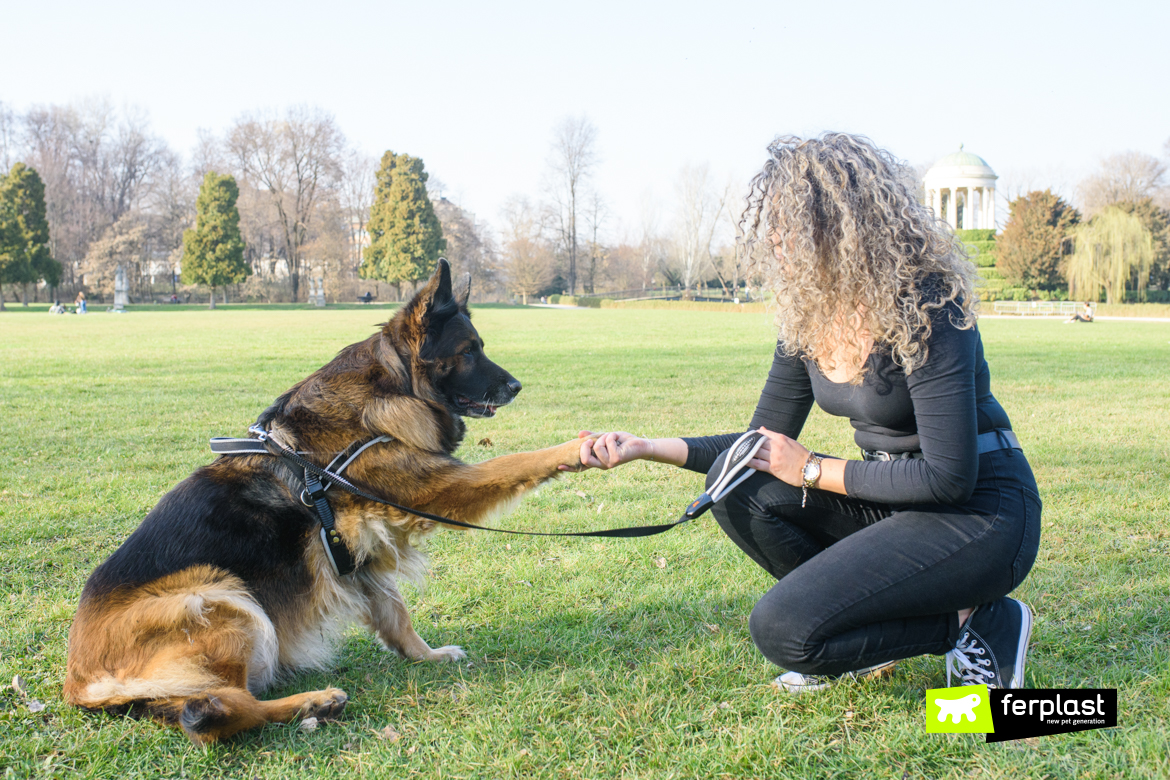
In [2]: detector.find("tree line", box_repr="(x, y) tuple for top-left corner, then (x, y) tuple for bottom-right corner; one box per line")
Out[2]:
(0, 103), (755, 308)
(992, 148), (1170, 303)
(3, 97), (1166, 308)
(0, 100), (503, 306)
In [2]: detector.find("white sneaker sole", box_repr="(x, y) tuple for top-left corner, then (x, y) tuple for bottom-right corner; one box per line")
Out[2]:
(1008, 598), (1034, 689)
(773, 660), (898, 694)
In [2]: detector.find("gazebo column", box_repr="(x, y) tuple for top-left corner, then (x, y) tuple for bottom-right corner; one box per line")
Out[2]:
(946, 187), (957, 228)
(966, 187), (976, 229)
(985, 187), (995, 230)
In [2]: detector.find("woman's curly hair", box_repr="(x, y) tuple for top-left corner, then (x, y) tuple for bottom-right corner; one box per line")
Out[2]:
(742, 133), (977, 381)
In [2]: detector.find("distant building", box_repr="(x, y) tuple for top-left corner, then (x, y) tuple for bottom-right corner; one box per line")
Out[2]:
(924, 145), (998, 231)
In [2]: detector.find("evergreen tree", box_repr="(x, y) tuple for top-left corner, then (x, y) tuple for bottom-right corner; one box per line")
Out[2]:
(996, 190), (1079, 290)
(359, 151), (445, 298)
(181, 172), (249, 309)
(0, 163), (58, 310)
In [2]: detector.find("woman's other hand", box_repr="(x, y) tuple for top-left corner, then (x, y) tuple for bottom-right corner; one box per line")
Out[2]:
(748, 427), (810, 486)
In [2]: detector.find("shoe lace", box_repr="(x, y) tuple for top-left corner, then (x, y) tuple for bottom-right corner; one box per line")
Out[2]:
(946, 631), (994, 687)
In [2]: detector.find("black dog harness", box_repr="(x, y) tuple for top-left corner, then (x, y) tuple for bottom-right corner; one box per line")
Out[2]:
(209, 428), (693, 577)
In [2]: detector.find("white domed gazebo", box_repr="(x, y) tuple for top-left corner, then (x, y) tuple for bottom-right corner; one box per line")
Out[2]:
(923, 145), (998, 230)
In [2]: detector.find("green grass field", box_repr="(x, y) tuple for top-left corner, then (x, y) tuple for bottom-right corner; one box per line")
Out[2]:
(1, 306), (1167, 779)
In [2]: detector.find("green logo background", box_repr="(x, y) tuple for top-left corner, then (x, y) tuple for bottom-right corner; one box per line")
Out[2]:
(926, 685), (995, 733)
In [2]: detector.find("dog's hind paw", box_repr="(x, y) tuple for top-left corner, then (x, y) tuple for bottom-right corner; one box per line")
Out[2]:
(426, 645), (467, 662)
(179, 694), (229, 742)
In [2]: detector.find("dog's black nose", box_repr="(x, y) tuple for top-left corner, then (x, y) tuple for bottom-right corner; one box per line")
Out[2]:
(507, 378), (522, 395)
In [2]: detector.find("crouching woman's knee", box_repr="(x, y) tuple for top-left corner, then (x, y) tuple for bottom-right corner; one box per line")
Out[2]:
(748, 587), (822, 673)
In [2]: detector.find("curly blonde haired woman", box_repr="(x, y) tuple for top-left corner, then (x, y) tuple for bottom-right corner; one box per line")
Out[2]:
(580, 134), (1041, 692)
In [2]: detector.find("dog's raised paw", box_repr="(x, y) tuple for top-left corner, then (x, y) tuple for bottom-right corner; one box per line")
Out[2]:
(428, 645), (467, 662)
(304, 688), (348, 720)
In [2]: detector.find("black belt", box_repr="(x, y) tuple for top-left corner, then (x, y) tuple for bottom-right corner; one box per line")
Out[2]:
(861, 429), (1021, 461)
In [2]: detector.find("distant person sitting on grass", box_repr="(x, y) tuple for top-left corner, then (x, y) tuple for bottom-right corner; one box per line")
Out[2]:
(75, 291), (87, 314)
(576, 133), (1041, 693)
(49, 300), (66, 314)
(1065, 301), (1094, 323)
(360, 291), (374, 304)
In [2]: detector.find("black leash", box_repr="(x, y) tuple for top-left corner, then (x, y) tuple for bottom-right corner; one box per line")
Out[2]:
(210, 430), (694, 575)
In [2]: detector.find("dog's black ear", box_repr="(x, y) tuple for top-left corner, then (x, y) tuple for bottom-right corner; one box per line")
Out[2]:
(415, 259), (461, 359)
(455, 272), (471, 313)
(391, 259), (462, 359)
(424, 258), (455, 317)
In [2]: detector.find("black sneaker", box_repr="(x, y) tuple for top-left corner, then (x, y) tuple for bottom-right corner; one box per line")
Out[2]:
(946, 597), (1034, 689)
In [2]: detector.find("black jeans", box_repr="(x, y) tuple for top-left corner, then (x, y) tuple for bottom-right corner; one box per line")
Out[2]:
(708, 447), (1042, 676)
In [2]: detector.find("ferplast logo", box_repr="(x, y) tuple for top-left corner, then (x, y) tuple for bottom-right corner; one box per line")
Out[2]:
(925, 687), (1118, 742)
(925, 685), (995, 734)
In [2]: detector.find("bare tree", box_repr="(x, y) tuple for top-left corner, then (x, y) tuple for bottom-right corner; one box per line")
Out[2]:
(434, 197), (501, 301)
(191, 128), (231, 179)
(338, 148), (376, 274)
(81, 214), (149, 299)
(143, 150), (196, 297)
(582, 190), (608, 294)
(0, 101), (16, 172)
(545, 115), (598, 295)
(1078, 152), (1168, 215)
(672, 164), (726, 291)
(18, 101), (173, 296)
(709, 180), (748, 297)
(227, 107), (344, 302)
(636, 195), (668, 290)
(500, 196), (553, 304)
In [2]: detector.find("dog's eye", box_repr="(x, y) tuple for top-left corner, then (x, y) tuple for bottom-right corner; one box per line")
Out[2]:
(463, 348), (474, 357)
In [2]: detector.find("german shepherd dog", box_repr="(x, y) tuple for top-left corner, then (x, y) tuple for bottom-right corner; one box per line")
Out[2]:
(64, 260), (587, 743)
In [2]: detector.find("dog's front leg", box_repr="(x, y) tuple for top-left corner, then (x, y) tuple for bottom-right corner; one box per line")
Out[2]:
(359, 574), (466, 663)
(414, 439), (588, 524)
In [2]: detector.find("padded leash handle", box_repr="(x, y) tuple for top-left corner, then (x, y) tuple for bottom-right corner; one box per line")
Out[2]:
(684, 430), (766, 519)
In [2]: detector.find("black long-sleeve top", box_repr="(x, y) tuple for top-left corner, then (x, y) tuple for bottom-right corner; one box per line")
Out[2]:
(681, 305), (1012, 506)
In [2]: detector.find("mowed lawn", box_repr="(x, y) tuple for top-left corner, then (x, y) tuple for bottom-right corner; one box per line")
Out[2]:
(0, 305), (1167, 779)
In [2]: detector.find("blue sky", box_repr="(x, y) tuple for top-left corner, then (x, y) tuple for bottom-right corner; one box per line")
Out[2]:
(3, 0), (1167, 237)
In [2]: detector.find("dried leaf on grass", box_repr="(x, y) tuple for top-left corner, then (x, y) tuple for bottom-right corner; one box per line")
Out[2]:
(12, 675), (28, 697)
(300, 717), (319, 731)
(27, 700), (46, 713)
(653, 556), (667, 569)
(373, 725), (401, 742)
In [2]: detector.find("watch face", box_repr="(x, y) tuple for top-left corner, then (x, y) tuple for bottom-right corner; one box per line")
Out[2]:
(803, 460), (819, 481)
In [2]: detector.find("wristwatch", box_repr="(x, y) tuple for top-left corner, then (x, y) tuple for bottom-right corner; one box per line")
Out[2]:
(801, 452), (823, 508)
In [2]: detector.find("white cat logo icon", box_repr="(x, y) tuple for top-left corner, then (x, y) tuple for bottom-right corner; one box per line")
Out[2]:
(935, 693), (982, 723)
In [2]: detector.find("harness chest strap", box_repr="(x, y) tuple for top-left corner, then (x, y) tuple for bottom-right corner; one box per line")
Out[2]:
(302, 468), (357, 576)
(210, 435), (387, 577)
